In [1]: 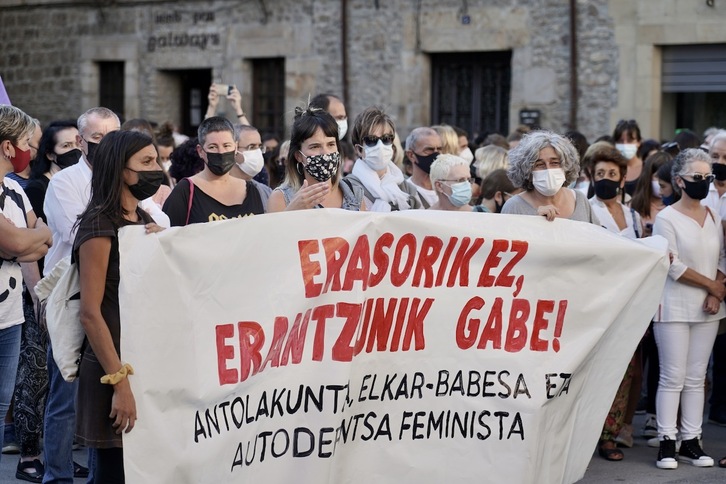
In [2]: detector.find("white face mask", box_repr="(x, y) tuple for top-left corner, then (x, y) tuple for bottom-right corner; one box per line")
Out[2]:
(363, 140), (393, 171)
(651, 180), (661, 197)
(237, 148), (264, 177)
(337, 119), (348, 139)
(459, 147), (474, 164)
(616, 143), (638, 160)
(532, 168), (566, 197)
(161, 160), (172, 172)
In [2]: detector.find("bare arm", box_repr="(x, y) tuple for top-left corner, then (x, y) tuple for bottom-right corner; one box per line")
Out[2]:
(678, 269), (726, 300)
(267, 189), (288, 213)
(78, 237), (136, 434)
(0, 213), (51, 258)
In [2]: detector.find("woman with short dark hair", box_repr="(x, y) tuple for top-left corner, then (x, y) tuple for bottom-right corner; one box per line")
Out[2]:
(162, 117), (264, 225)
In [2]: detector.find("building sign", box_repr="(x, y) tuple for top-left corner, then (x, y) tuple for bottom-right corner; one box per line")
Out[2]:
(148, 10), (220, 52)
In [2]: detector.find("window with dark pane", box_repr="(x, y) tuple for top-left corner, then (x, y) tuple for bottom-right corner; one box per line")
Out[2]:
(252, 58), (285, 138)
(431, 52), (511, 139)
(99, 61), (125, 119)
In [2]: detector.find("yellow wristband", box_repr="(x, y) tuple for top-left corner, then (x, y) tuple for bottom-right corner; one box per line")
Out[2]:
(100, 363), (134, 385)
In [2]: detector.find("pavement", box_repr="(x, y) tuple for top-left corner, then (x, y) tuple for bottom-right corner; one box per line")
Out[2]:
(579, 412), (726, 483)
(0, 413), (725, 483)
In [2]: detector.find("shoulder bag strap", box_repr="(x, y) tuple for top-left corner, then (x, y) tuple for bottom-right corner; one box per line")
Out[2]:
(185, 178), (195, 225)
(630, 207), (640, 238)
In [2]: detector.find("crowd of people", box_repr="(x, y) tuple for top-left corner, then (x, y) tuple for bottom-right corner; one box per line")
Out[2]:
(1, 85), (726, 482)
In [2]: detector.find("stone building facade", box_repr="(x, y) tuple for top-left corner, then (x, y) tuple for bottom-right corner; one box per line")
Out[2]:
(1, 0), (726, 142)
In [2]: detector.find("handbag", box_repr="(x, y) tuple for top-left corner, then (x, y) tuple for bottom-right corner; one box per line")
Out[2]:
(34, 255), (85, 382)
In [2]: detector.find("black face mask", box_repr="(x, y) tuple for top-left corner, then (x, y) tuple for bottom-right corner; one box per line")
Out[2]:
(713, 163), (726, 181)
(274, 160), (286, 180)
(205, 150), (236, 176)
(126, 169), (165, 201)
(680, 178), (710, 200)
(594, 178), (620, 200)
(85, 140), (99, 166)
(414, 151), (439, 174)
(54, 149), (82, 169)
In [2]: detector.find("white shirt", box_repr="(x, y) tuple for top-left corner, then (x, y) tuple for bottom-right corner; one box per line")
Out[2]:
(405, 178), (438, 208)
(0, 177), (31, 329)
(653, 205), (726, 322)
(588, 197), (641, 239)
(43, 157), (170, 276)
(44, 158), (92, 276)
(702, 183), (726, 221)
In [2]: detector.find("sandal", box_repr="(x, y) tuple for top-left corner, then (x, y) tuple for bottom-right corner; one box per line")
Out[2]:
(719, 456), (726, 468)
(16, 458), (44, 483)
(598, 440), (624, 461)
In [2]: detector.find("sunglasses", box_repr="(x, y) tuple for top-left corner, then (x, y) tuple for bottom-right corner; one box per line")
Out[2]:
(682, 172), (715, 183)
(362, 134), (395, 147)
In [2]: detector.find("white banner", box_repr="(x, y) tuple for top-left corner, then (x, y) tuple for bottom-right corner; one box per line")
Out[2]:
(118, 210), (668, 484)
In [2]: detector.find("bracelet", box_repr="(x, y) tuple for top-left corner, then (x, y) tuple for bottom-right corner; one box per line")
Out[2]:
(100, 363), (134, 385)
(237, 112), (246, 118)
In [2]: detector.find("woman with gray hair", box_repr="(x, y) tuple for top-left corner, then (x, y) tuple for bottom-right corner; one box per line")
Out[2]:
(652, 148), (725, 470)
(501, 130), (598, 224)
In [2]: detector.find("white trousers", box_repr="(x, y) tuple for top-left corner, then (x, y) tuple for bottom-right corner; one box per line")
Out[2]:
(654, 320), (719, 440)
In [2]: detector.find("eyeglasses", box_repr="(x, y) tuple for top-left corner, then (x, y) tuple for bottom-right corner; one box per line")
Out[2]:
(240, 144), (267, 154)
(682, 172), (715, 183)
(362, 134), (395, 147)
(441, 177), (474, 184)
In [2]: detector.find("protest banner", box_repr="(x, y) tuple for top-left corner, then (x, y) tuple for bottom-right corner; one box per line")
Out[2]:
(118, 210), (668, 483)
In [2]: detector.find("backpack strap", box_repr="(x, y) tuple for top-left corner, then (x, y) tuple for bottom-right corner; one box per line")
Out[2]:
(185, 178), (195, 225)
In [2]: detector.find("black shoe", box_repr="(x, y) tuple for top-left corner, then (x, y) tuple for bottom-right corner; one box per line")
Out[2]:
(16, 459), (44, 483)
(73, 461), (89, 478)
(678, 437), (714, 467)
(656, 437), (678, 469)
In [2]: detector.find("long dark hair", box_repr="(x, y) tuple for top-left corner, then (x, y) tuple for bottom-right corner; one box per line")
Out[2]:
(77, 130), (154, 227)
(31, 120), (78, 180)
(630, 151), (672, 218)
(284, 106), (340, 190)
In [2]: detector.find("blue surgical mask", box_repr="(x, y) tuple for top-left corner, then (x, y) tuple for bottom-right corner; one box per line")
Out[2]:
(444, 181), (472, 207)
(662, 193), (675, 206)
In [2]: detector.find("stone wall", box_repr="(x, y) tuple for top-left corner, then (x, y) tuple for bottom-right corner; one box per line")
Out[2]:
(0, 0), (624, 141)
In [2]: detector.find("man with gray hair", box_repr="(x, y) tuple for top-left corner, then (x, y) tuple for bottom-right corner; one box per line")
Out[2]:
(42, 106), (121, 482)
(404, 127), (443, 208)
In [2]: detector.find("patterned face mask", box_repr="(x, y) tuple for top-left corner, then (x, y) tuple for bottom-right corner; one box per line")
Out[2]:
(300, 151), (340, 182)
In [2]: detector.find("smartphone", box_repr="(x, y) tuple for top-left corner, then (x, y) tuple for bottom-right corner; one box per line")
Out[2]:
(214, 84), (233, 96)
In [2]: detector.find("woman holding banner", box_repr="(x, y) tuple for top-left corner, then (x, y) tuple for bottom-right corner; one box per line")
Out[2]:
(652, 148), (726, 470)
(268, 106), (365, 212)
(502, 130), (599, 224)
(74, 130), (165, 482)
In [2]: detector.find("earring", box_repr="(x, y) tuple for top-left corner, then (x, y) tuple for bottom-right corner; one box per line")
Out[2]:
(296, 162), (303, 176)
